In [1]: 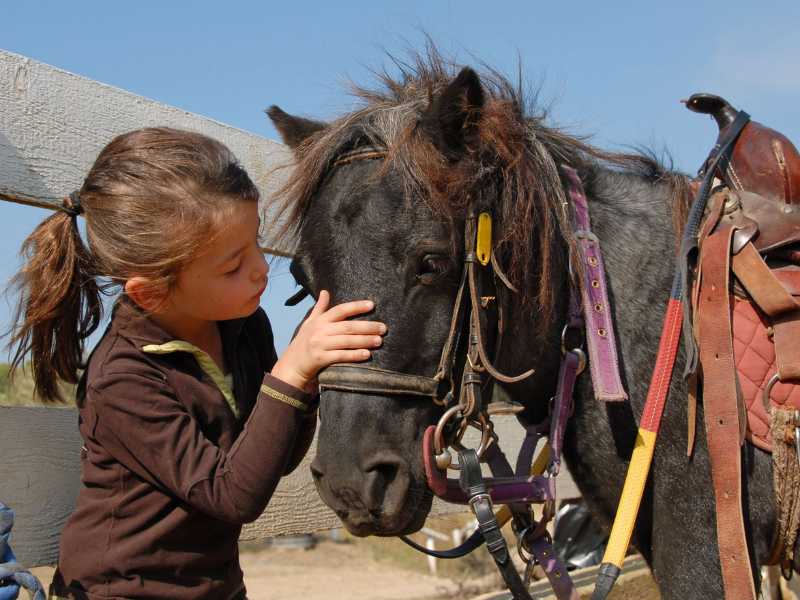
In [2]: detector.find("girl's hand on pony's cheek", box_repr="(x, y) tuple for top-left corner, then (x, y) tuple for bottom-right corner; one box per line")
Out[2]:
(270, 290), (385, 391)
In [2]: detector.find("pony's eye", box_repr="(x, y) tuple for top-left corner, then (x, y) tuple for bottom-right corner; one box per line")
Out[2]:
(420, 254), (449, 277)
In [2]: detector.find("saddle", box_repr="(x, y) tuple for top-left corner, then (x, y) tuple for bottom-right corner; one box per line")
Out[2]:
(686, 93), (800, 591)
(687, 93), (800, 206)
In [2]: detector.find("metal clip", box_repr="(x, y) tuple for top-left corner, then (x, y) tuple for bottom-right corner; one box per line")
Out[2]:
(467, 354), (486, 373)
(523, 553), (538, 589)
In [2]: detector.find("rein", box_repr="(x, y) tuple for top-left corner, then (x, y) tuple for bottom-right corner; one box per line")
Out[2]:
(315, 146), (627, 600)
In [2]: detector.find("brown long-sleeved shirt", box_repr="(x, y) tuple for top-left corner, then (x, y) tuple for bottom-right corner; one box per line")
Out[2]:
(50, 302), (316, 600)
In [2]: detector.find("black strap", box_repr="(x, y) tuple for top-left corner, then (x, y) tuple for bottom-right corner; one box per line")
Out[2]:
(399, 528), (486, 559)
(399, 439), (532, 560)
(459, 448), (535, 600)
(675, 110), (750, 299)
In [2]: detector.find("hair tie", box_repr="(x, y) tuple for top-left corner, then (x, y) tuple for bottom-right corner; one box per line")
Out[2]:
(60, 191), (84, 218)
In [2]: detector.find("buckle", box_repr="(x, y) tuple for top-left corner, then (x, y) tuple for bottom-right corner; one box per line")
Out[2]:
(468, 493), (493, 513)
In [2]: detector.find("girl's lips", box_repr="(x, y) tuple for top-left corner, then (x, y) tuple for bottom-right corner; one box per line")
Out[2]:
(254, 280), (268, 299)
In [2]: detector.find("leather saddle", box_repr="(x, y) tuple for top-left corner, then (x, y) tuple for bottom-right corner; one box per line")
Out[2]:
(687, 93), (800, 595)
(686, 94), (800, 451)
(686, 93), (800, 206)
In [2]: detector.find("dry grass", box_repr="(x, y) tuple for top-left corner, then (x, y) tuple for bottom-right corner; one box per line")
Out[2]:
(0, 362), (76, 406)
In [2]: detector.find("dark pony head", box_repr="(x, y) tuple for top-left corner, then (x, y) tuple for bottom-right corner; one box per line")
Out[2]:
(268, 50), (691, 536)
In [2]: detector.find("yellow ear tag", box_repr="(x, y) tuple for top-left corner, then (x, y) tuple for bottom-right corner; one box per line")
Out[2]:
(476, 212), (492, 266)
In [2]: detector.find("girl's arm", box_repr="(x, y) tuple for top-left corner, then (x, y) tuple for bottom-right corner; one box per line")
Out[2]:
(282, 401), (318, 476)
(85, 367), (313, 524)
(271, 291), (385, 474)
(84, 292), (384, 523)
(270, 291), (385, 390)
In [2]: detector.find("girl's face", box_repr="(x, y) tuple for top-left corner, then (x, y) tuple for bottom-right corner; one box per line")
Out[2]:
(168, 202), (269, 324)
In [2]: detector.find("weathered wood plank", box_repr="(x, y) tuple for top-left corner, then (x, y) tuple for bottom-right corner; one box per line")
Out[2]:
(0, 49), (294, 255)
(0, 406), (579, 566)
(0, 407), (83, 568)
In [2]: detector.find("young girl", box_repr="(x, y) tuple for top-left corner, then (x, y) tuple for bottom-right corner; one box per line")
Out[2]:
(8, 127), (384, 600)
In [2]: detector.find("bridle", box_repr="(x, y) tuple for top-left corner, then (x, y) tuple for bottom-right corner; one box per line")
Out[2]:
(316, 146), (537, 454)
(302, 144), (625, 600)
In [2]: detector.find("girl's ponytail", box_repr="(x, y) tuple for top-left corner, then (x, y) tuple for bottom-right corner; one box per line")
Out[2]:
(8, 192), (102, 404)
(7, 127), (260, 404)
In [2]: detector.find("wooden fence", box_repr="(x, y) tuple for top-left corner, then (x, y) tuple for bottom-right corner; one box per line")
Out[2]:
(0, 49), (579, 568)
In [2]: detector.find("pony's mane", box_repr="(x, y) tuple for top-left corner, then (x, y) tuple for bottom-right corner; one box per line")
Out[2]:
(274, 49), (692, 339)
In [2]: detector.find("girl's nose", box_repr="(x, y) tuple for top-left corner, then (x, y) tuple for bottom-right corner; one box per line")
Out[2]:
(253, 252), (269, 280)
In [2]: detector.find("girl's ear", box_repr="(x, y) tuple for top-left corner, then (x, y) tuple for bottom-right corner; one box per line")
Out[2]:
(125, 277), (168, 313)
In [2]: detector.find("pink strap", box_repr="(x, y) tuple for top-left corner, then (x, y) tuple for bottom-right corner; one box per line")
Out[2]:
(422, 426), (556, 504)
(563, 167), (628, 402)
(529, 537), (581, 600)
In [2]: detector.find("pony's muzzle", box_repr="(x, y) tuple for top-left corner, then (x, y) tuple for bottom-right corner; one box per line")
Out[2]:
(310, 450), (412, 535)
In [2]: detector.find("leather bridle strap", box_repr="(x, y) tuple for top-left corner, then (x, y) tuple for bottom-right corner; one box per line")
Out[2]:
(319, 206), (533, 403)
(318, 365), (439, 397)
(563, 167), (627, 402)
(459, 448), (580, 600)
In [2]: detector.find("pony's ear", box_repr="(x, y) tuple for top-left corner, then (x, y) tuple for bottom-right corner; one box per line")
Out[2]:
(419, 67), (484, 160)
(266, 105), (327, 150)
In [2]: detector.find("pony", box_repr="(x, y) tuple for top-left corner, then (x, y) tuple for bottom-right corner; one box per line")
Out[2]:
(266, 53), (782, 599)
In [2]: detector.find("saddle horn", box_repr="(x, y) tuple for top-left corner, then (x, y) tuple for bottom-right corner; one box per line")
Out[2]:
(682, 93), (739, 131)
(684, 93), (800, 204)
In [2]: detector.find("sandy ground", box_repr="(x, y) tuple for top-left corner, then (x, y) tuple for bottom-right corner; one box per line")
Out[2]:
(28, 538), (468, 600)
(24, 534), (800, 600)
(240, 539), (464, 600)
(28, 538), (661, 600)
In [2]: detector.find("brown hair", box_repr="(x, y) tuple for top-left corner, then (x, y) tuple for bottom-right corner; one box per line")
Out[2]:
(8, 127), (260, 403)
(275, 48), (693, 342)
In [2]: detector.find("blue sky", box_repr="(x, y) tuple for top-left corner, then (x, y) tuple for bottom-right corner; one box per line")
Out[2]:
(2, 0), (799, 355)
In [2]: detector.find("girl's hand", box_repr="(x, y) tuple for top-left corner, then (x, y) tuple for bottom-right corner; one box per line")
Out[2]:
(270, 290), (385, 391)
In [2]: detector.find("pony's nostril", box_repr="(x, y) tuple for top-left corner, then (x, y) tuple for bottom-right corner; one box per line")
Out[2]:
(310, 459), (325, 481)
(365, 460), (399, 483)
(361, 454), (407, 512)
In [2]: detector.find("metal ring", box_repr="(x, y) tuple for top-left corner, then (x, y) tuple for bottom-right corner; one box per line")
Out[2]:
(571, 348), (587, 375)
(434, 404), (467, 456)
(561, 322), (584, 357)
(433, 377), (455, 406)
(434, 408), (491, 471)
(516, 526), (533, 563)
(763, 373), (780, 414)
(449, 413), (492, 470)
(516, 526), (553, 563)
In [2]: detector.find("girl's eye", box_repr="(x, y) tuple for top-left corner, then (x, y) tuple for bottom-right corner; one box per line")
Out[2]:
(420, 255), (449, 278)
(224, 263), (242, 276)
